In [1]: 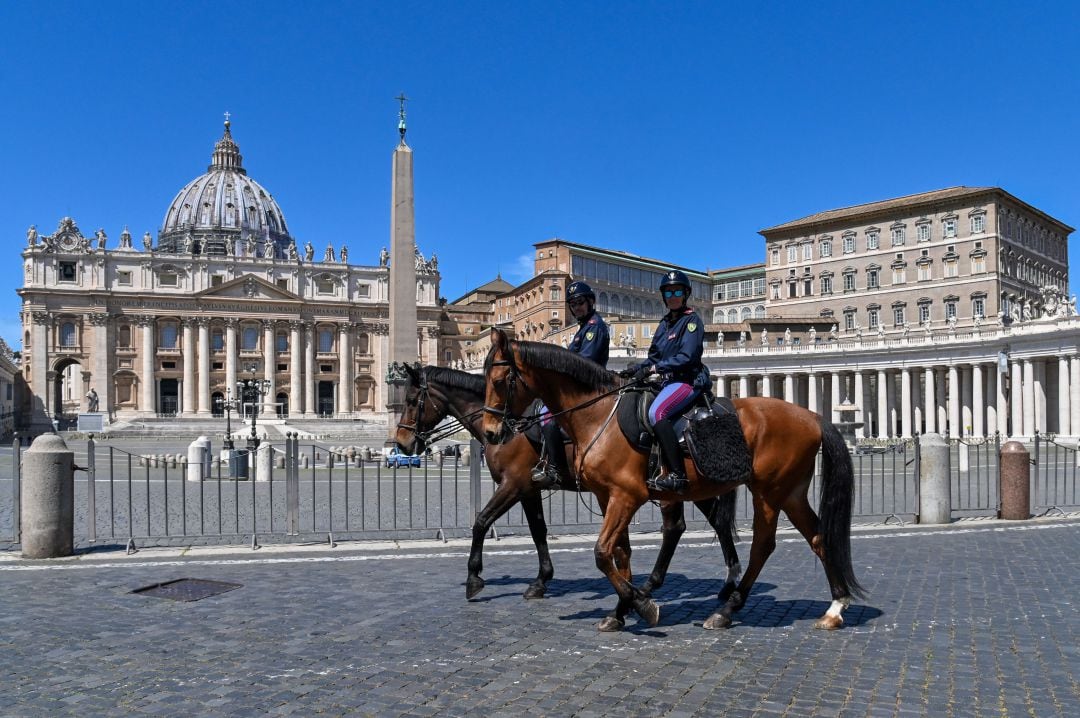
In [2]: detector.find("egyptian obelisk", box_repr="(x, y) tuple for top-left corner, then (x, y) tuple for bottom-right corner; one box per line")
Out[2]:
(386, 94), (418, 432)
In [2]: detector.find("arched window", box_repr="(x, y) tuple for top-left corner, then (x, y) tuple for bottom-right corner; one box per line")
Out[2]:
(60, 322), (77, 347)
(622, 296), (632, 315)
(741, 307), (752, 321)
(755, 305), (766, 319)
(726, 308), (738, 323)
(242, 326), (258, 351)
(318, 328), (334, 353)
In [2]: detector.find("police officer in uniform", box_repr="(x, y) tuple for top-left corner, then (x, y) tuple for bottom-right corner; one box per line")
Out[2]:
(534, 280), (610, 487)
(623, 270), (708, 493)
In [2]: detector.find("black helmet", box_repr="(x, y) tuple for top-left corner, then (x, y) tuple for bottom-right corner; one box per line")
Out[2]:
(566, 281), (596, 303)
(659, 270), (692, 296)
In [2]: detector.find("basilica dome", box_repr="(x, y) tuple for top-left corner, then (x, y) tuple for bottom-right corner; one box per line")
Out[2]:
(157, 120), (293, 256)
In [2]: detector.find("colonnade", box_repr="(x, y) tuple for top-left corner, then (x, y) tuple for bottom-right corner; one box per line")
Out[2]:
(714, 355), (1080, 439)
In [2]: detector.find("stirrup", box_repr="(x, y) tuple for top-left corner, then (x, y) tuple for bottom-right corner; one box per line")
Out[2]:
(531, 463), (562, 489)
(648, 471), (689, 494)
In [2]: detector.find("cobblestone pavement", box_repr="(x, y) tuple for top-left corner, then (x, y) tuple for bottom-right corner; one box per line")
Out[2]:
(0, 519), (1078, 717)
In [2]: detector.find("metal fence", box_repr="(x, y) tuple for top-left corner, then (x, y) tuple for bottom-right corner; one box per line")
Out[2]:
(1032, 433), (1080, 517)
(0, 432), (1021, 551)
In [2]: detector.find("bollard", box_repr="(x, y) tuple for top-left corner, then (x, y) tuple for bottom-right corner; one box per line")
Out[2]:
(187, 438), (207, 482)
(918, 433), (951, 524)
(461, 446), (472, 467)
(999, 441), (1030, 520)
(256, 444), (272, 482)
(21, 434), (75, 559)
(302, 454), (310, 469)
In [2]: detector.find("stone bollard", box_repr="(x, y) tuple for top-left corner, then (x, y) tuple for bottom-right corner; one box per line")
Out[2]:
(139, 456), (148, 467)
(302, 454), (310, 469)
(21, 434), (75, 559)
(276, 454), (285, 469)
(187, 439), (207, 482)
(432, 451), (444, 467)
(999, 441), (1031, 520)
(256, 445), (272, 482)
(461, 446), (472, 467)
(918, 433), (951, 524)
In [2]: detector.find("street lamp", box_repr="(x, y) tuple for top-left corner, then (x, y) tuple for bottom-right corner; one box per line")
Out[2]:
(221, 386), (241, 451)
(237, 364), (272, 454)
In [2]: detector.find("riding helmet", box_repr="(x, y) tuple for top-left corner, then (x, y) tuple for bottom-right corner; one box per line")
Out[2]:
(566, 281), (596, 303)
(659, 269), (692, 296)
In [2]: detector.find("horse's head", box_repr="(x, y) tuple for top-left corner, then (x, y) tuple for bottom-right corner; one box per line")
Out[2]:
(482, 327), (537, 444)
(393, 362), (447, 455)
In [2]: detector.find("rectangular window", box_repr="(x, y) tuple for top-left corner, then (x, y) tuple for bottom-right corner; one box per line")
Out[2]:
(116, 270), (132, 286)
(161, 324), (178, 349)
(787, 246), (797, 263)
(944, 259), (958, 278)
(892, 267), (906, 284)
(843, 236), (855, 254)
(770, 248), (779, 266)
(918, 264), (931, 281)
(868, 309), (879, 328)
(788, 282), (797, 298)
(820, 240), (832, 257)
(972, 256), (986, 273)
(866, 232), (879, 250)
(276, 279), (289, 291)
(740, 279), (752, 297)
(357, 283), (370, 298)
(919, 305), (931, 323)
(844, 312), (855, 331)
(59, 261), (77, 282)
(945, 302), (957, 320)
(943, 219), (957, 238)
(843, 274), (855, 292)
(211, 330), (224, 351)
(973, 297), (985, 317)
(753, 278), (765, 295)
(316, 278), (334, 295)
(917, 224), (930, 242)
(159, 273), (178, 287)
(894, 307), (906, 326)
(803, 279), (812, 296)
(770, 284), (781, 299)
(891, 227), (906, 246)
(867, 270), (879, 289)
(802, 243), (812, 261)
(820, 276), (832, 295)
(211, 274), (224, 286)
(972, 215), (985, 234)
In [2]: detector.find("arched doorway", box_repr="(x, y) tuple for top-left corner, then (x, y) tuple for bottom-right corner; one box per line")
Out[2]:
(276, 392), (288, 418)
(211, 391), (225, 417)
(317, 381), (334, 417)
(159, 378), (179, 416)
(52, 358), (84, 428)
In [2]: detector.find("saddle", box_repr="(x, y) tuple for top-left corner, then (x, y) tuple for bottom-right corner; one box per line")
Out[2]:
(617, 388), (751, 484)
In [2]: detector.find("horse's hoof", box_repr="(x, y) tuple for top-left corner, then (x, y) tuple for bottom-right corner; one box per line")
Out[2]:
(597, 616), (625, 632)
(814, 614), (844, 630)
(465, 576), (485, 600)
(633, 597), (661, 627)
(522, 583), (546, 600)
(703, 612), (732, 630)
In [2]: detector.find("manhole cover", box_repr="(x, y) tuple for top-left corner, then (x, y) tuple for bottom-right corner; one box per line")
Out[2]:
(131, 578), (242, 602)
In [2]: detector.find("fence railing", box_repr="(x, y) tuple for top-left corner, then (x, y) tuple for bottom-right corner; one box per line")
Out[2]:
(0, 432), (1022, 551)
(1032, 433), (1080, 517)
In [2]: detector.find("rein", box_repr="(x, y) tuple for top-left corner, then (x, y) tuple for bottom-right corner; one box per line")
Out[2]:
(397, 368), (485, 446)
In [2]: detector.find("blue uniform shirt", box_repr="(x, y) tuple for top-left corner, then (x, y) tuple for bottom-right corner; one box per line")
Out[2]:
(568, 311), (610, 368)
(643, 307), (709, 389)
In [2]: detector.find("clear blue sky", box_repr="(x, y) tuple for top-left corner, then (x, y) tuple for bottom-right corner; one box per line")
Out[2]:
(3, 1), (1079, 348)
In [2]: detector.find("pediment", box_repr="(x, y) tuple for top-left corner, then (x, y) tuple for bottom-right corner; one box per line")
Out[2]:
(195, 274), (301, 301)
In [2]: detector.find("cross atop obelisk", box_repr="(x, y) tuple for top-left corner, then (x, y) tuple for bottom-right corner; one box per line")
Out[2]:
(396, 93), (409, 144)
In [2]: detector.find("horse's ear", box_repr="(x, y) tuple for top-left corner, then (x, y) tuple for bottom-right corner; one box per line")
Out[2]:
(403, 362), (419, 380)
(489, 326), (507, 349)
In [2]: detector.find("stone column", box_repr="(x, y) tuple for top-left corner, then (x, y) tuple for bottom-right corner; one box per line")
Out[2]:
(30, 313), (50, 423)
(225, 318), (238, 397)
(304, 322), (316, 415)
(1022, 359), (1036, 437)
(760, 374), (772, 398)
(783, 373), (794, 403)
(807, 372), (819, 414)
(1058, 356), (1071, 436)
(182, 318), (195, 416)
(139, 316), (156, 414)
(972, 363), (984, 438)
(947, 365), (960, 438)
(924, 367), (936, 434)
(290, 320), (302, 418)
(1034, 359), (1047, 434)
(197, 319), (210, 415)
(854, 371), (865, 439)
(1011, 360), (1023, 437)
(830, 371), (841, 423)
(877, 369), (888, 439)
(714, 375), (726, 398)
(337, 323), (352, 414)
(738, 374), (749, 400)
(89, 313), (110, 417)
(1070, 356), (1080, 437)
(936, 369), (948, 436)
(263, 320), (275, 400)
(901, 368), (912, 438)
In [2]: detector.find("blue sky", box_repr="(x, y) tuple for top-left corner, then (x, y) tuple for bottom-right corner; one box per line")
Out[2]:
(2, 1), (1079, 347)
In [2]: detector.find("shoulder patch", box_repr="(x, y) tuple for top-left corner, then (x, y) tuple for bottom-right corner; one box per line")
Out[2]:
(585, 331), (595, 340)
(687, 322), (698, 333)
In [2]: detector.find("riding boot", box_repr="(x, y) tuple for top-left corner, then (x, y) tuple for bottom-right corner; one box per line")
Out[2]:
(649, 418), (689, 493)
(532, 421), (569, 489)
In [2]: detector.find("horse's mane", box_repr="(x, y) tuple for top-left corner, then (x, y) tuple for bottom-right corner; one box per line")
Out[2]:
(422, 365), (485, 397)
(509, 340), (618, 391)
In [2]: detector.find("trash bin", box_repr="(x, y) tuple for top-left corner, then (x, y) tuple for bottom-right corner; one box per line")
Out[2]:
(228, 449), (249, 480)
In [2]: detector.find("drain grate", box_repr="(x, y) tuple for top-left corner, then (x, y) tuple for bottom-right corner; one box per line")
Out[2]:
(131, 578), (242, 602)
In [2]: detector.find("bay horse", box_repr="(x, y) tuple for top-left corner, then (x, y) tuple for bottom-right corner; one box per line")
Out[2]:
(391, 362), (742, 613)
(481, 328), (865, 631)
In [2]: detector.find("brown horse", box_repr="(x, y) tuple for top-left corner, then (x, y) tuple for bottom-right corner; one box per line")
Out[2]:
(391, 363), (742, 612)
(481, 328), (865, 631)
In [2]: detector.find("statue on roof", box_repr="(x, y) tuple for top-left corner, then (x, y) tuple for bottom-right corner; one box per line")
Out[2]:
(287, 239), (298, 261)
(142, 231), (153, 251)
(26, 225), (37, 247)
(379, 246), (389, 266)
(340, 245), (348, 264)
(95, 228), (107, 250)
(304, 241), (314, 262)
(325, 244), (335, 263)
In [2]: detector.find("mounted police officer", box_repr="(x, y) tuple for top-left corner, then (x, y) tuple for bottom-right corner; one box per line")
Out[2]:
(534, 280), (610, 488)
(622, 270), (708, 493)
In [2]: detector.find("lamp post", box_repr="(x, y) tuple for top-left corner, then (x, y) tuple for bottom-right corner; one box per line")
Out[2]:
(237, 364), (272, 454)
(221, 386), (241, 451)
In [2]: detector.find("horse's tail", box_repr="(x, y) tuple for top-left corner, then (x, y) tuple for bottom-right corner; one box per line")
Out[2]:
(716, 490), (739, 544)
(817, 416), (866, 599)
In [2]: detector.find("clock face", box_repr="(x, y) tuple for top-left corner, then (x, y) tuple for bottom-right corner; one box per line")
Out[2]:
(58, 234), (78, 251)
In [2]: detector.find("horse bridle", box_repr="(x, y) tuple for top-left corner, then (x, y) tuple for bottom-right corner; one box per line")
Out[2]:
(396, 368), (444, 445)
(482, 351), (532, 436)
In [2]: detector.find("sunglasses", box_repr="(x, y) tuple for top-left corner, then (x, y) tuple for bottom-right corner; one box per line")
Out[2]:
(662, 289), (686, 298)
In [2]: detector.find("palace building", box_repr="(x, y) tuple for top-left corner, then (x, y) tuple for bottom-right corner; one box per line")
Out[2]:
(18, 120), (441, 431)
